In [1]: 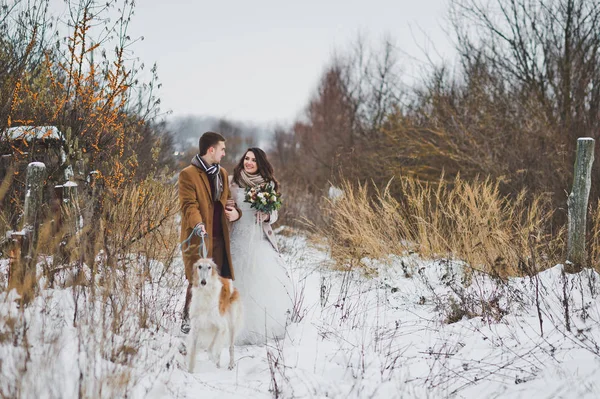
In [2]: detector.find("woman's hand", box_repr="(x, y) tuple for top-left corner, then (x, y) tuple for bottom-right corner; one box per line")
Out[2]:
(256, 211), (270, 223)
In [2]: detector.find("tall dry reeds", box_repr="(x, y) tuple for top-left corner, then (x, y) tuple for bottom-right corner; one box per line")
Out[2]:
(322, 175), (565, 278)
(588, 200), (600, 271)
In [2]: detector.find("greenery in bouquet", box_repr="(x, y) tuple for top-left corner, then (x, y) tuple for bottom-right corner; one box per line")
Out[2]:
(244, 182), (282, 213)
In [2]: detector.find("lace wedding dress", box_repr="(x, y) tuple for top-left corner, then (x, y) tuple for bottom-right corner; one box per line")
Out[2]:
(229, 185), (292, 345)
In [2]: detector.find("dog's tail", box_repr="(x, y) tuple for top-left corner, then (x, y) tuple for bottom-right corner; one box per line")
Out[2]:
(219, 277), (240, 315)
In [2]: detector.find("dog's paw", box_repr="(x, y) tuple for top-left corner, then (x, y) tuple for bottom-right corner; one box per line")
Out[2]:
(180, 318), (191, 335)
(178, 342), (187, 356)
(228, 362), (235, 370)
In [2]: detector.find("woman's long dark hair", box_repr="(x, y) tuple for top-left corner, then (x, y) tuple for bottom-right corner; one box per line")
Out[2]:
(233, 148), (280, 192)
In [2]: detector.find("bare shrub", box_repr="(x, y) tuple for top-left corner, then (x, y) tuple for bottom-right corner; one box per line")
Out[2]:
(0, 172), (181, 397)
(266, 336), (289, 398)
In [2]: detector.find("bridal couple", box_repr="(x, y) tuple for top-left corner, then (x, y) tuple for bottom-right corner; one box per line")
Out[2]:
(179, 131), (291, 345)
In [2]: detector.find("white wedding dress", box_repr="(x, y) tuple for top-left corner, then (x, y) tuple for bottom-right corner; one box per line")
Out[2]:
(229, 185), (292, 345)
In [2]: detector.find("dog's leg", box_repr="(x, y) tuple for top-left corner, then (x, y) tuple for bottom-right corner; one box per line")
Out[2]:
(207, 327), (217, 354)
(207, 328), (221, 368)
(228, 320), (235, 370)
(187, 328), (199, 373)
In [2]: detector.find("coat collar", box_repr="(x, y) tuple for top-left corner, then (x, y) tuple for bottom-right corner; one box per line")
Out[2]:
(194, 166), (227, 203)
(197, 168), (212, 201)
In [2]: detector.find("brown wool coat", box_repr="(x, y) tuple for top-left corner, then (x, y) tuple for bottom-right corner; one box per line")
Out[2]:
(179, 165), (239, 281)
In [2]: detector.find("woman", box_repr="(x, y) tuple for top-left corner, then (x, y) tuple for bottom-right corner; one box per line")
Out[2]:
(228, 148), (292, 345)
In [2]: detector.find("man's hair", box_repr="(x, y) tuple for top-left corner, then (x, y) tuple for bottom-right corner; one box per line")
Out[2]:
(199, 131), (226, 156)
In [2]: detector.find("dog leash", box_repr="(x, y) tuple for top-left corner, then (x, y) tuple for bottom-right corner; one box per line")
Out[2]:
(181, 230), (209, 259)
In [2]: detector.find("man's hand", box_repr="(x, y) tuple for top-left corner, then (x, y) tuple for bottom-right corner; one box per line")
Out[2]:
(193, 223), (206, 237)
(226, 199), (236, 209)
(225, 207), (240, 222)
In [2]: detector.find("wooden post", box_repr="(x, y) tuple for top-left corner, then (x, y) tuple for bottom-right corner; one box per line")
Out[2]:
(566, 137), (595, 273)
(9, 162), (46, 295)
(62, 181), (81, 236)
(22, 162), (46, 255)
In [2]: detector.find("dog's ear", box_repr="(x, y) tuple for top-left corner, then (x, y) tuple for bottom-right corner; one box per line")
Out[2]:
(209, 259), (219, 276)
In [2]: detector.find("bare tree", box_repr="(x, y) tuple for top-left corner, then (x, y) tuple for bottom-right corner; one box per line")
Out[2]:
(450, 0), (600, 141)
(210, 118), (257, 169)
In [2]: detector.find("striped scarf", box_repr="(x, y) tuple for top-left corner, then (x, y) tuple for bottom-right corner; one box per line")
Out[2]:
(192, 154), (223, 201)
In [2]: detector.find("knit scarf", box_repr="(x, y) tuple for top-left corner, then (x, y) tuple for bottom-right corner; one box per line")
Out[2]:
(238, 169), (266, 189)
(192, 154), (223, 201)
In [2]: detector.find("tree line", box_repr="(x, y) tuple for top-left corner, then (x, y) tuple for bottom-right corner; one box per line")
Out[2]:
(269, 0), (600, 233)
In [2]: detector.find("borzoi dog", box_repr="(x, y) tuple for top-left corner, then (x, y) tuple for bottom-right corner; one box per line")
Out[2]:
(187, 258), (243, 372)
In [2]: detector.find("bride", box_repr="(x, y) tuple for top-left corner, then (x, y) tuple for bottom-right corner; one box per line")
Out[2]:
(228, 147), (292, 345)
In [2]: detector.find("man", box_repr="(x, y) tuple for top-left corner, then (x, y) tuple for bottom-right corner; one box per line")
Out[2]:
(179, 131), (241, 334)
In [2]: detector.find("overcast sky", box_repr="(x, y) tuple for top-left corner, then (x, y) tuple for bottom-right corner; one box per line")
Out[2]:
(123, 0), (452, 125)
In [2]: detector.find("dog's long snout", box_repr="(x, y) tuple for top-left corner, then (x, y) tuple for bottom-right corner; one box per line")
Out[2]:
(200, 279), (207, 286)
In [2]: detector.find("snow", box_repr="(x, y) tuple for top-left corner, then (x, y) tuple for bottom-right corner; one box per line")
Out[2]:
(1, 126), (65, 142)
(86, 171), (100, 184)
(2, 232), (600, 398)
(64, 165), (74, 181)
(29, 161), (46, 168)
(63, 181), (78, 187)
(328, 185), (344, 201)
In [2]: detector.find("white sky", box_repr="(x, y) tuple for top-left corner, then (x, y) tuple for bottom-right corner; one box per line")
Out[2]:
(126, 0), (452, 124)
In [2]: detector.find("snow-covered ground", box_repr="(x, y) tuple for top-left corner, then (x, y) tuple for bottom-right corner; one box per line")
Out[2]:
(2, 231), (600, 398)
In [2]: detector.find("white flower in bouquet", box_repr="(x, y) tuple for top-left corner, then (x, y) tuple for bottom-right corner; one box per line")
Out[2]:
(244, 182), (282, 213)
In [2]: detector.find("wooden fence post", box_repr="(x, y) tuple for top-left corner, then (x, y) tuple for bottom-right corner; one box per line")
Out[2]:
(62, 181), (81, 236)
(566, 137), (595, 273)
(9, 162), (46, 295)
(22, 162), (46, 259)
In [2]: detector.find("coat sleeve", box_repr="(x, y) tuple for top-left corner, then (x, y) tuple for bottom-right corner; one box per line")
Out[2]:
(268, 209), (278, 224)
(179, 170), (203, 229)
(225, 171), (242, 221)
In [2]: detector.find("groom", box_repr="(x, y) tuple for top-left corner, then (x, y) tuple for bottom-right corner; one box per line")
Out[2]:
(179, 131), (241, 334)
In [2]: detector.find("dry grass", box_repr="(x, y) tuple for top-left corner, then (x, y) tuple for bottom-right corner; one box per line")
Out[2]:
(588, 200), (600, 271)
(322, 175), (565, 277)
(101, 178), (180, 266)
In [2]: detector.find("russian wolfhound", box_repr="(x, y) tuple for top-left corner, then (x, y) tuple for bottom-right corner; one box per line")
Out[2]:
(187, 258), (243, 372)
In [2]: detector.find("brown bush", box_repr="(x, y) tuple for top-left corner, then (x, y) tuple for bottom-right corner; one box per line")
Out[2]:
(321, 176), (564, 278)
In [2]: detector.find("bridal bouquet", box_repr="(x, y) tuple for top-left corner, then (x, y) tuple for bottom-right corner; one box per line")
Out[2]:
(244, 182), (282, 213)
